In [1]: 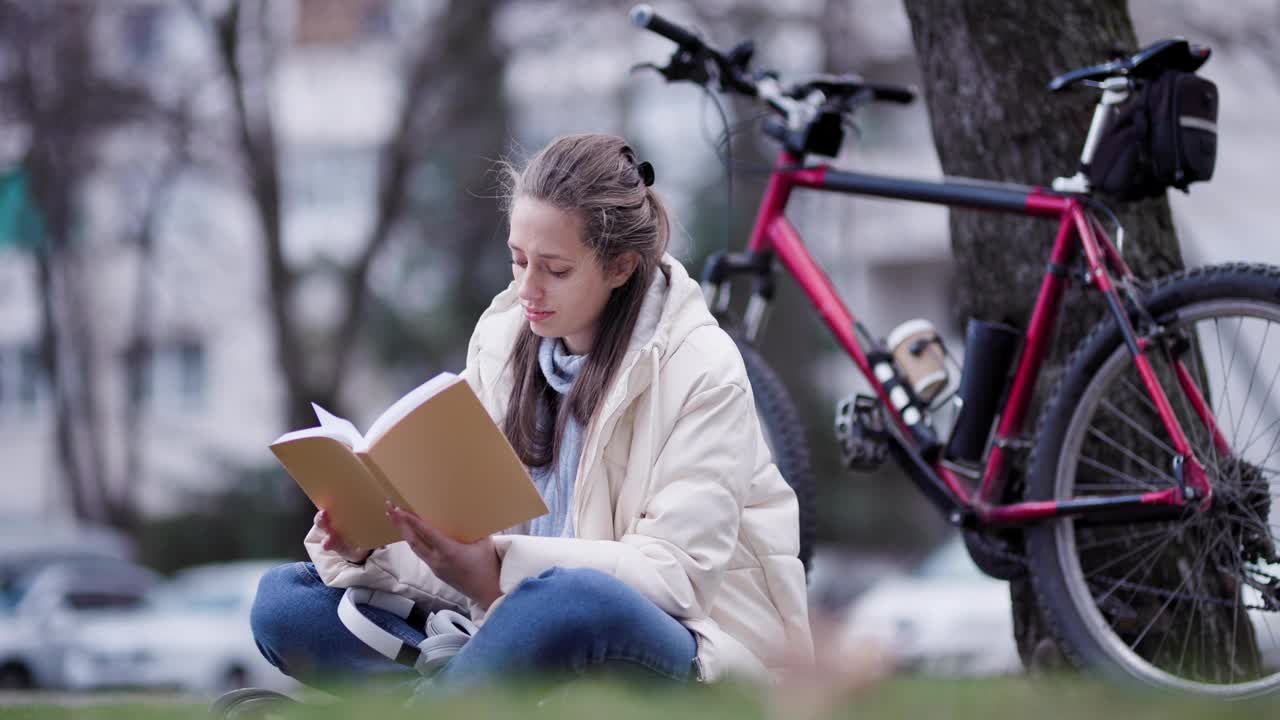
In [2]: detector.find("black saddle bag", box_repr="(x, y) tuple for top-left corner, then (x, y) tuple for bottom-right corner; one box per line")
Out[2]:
(1087, 70), (1218, 200)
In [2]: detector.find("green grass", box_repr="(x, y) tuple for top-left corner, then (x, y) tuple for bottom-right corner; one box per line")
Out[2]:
(4, 675), (1280, 720)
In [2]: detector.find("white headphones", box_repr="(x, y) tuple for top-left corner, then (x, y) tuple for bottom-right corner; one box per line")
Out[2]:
(338, 587), (478, 677)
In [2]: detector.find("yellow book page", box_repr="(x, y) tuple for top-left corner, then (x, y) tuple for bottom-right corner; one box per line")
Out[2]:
(270, 434), (402, 549)
(356, 453), (410, 514)
(366, 379), (548, 543)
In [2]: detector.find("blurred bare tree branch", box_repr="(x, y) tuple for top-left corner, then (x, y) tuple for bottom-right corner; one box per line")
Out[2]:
(0, 0), (190, 528)
(196, 0), (512, 433)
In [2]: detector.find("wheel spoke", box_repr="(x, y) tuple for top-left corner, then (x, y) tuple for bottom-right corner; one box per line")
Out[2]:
(1075, 525), (1174, 552)
(1235, 322), (1270, 454)
(1074, 455), (1161, 492)
(1218, 317), (1244, 450)
(1085, 426), (1179, 486)
(1098, 397), (1179, 459)
(1040, 284), (1280, 693)
(1086, 523), (1182, 608)
(1242, 326), (1280, 455)
(1082, 526), (1187, 580)
(1125, 531), (1218, 652)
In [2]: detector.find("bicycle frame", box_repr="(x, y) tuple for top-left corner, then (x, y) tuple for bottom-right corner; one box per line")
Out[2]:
(732, 150), (1230, 529)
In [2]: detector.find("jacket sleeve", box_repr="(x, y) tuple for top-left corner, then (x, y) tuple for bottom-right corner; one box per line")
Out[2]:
(488, 382), (749, 621)
(304, 524), (471, 612)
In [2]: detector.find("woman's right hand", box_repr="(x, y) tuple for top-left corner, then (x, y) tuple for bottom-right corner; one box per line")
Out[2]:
(315, 510), (375, 564)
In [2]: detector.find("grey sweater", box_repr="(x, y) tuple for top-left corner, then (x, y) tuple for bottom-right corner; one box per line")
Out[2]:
(523, 337), (585, 538)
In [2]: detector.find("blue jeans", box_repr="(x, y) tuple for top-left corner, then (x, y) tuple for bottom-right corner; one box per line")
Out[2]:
(250, 562), (698, 692)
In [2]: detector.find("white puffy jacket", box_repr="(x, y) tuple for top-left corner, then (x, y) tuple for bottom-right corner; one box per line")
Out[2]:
(306, 255), (813, 681)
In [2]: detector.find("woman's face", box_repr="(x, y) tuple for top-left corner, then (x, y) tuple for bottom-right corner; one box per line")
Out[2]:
(508, 197), (633, 355)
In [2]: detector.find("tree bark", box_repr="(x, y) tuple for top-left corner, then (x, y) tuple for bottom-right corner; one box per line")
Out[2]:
(901, 0), (1252, 674)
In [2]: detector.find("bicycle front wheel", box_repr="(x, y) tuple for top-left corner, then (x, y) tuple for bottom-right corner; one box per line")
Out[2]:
(732, 334), (817, 572)
(1026, 264), (1280, 697)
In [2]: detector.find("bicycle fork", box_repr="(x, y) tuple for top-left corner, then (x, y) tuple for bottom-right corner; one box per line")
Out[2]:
(701, 250), (777, 342)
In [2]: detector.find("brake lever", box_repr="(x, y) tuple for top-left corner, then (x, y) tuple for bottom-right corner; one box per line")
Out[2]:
(632, 46), (713, 86)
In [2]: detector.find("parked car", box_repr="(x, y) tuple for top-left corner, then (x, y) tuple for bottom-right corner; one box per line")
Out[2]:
(0, 520), (136, 567)
(843, 537), (1280, 677)
(0, 557), (159, 689)
(66, 559), (295, 693)
(1244, 560), (1280, 673)
(839, 536), (1023, 677)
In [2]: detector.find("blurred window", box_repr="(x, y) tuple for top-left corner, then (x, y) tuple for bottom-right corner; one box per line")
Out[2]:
(124, 339), (207, 413)
(177, 340), (205, 403)
(0, 572), (33, 613)
(149, 585), (243, 613)
(0, 342), (45, 417)
(285, 144), (377, 213)
(63, 591), (147, 612)
(18, 346), (39, 406)
(294, 0), (389, 46)
(121, 6), (162, 66)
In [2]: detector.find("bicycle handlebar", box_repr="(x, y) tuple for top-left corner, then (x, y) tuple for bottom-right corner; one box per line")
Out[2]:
(629, 4), (703, 51)
(629, 4), (913, 109)
(630, 4), (758, 96)
(629, 4), (918, 158)
(861, 82), (916, 105)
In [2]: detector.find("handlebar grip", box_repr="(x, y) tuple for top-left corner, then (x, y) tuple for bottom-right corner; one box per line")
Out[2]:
(867, 82), (916, 104)
(630, 4), (702, 49)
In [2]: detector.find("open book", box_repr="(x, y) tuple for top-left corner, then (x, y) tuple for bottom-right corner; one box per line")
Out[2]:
(270, 372), (548, 549)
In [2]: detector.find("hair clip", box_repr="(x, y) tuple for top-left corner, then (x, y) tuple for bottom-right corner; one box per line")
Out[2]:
(637, 161), (655, 187)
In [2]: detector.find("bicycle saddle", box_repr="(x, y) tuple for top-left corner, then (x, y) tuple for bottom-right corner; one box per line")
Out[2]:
(1047, 38), (1210, 92)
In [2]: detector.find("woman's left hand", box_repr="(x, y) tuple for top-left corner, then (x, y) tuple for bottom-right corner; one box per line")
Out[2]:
(386, 503), (502, 609)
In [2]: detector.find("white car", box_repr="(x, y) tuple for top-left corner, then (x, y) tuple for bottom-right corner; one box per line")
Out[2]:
(1244, 559), (1280, 672)
(0, 557), (160, 689)
(839, 536), (1023, 677)
(842, 538), (1280, 677)
(66, 559), (296, 694)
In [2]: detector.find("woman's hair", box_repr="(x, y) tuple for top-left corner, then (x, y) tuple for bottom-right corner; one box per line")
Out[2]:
(499, 133), (671, 469)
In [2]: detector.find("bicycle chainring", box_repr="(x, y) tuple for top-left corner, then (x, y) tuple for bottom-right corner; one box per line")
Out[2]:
(963, 528), (1027, 580)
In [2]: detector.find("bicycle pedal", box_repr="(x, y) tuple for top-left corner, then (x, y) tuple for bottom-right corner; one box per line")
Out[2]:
(835, 394), (890, 472)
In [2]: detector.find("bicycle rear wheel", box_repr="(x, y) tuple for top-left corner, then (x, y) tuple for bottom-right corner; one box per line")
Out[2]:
(1026, 264), (1280, 697)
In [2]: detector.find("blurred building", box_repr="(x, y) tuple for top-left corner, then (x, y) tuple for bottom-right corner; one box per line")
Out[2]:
(0, 0), (408, 518)
(0, 0), (1277, 536)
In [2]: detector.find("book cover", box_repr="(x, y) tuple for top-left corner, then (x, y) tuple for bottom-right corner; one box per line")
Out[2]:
(270, 373), (548, 549)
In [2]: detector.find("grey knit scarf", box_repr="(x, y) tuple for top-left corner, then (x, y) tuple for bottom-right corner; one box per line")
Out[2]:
(525, 336), (586, 538)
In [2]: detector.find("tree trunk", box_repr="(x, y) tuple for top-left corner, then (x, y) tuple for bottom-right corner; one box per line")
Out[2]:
(901, 0), (1253, 673)
(5, 0), (155, 527)
(213, 0), (312, 430)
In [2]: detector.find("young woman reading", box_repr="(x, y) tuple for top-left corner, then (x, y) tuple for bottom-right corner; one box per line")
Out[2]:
(249, 133), (813, 692)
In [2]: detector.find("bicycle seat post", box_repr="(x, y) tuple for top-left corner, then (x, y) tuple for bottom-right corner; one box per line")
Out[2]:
(1052, 76), (1132, 193)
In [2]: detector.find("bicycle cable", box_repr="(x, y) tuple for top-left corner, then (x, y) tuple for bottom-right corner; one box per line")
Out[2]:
(1081, 195), (1127, 256)
(699, 83), (735, 255)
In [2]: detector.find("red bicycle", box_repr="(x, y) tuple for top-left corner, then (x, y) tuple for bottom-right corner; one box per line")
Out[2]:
(632, 5), (1279, 696)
